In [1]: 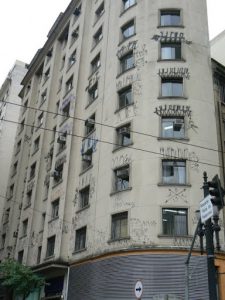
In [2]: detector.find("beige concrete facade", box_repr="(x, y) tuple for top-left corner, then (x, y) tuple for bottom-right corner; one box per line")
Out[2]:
(0, 61), (27, 224)
(0, 0), (224, 299)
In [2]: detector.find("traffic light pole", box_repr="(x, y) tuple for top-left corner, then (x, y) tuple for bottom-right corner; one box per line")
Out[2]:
(203, 172), (218, 300)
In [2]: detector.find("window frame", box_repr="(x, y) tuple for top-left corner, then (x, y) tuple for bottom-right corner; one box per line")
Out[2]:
(88, 82), (98, 103)
(79, 186), (90, 209)
(93, 26), (103, 48)
(111, 211), (128, 241)
(160, 42), (182, 60)
(116, 123), (131, 148)
(65, 76), (73, 95)
(118, 85), (133, 110)
(51, 198), (60, 220)
(121, 19), (135, 41)
(162, 208), (188, 236)
(46, 235), (55, 258)
(159, 9), (182, 27)
(161, 77), (184, 98)
(122, 0), (136, 12)
(119, 51), (135, 74)
(75, 226), (87, 252)
(22, 219), (28, 237)
(91, 53), (101, 75)
(95, 1), (104, 22)
(113, 165), (130, 192)
(161, 116), (185, 139)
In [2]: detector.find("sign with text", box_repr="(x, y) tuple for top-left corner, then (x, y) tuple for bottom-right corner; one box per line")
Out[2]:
(200, 195), (213, 223)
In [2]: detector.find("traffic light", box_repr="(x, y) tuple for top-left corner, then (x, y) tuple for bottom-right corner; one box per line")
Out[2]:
(208, 175), (225, 210)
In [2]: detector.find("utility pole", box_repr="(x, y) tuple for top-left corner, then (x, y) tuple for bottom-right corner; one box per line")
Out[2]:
(203, 171), (218, 300)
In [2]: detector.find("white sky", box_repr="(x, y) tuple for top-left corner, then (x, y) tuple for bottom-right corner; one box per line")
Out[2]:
(0, 0), (224, 85)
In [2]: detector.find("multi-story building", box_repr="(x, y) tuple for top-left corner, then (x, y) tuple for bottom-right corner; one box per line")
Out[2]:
(1, 1), (225, 299)
(0, 61), (27, 222)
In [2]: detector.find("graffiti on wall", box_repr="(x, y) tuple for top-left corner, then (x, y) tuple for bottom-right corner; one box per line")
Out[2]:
(158, 67), (190, 79)
(117, 40), (138, 59)
(154, 105), (192, 118)
(112, 153), (132, 169)
(152, 31), (192, 44)
(134, 44), (148, 70)
(131, 218), (157, 244)
(165, 187), (187, 204)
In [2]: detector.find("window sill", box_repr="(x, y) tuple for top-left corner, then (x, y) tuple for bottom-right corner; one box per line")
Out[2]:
(60, 117), (70, 127)
(157, 137), (189, 141)
(23, 203), (31, 210)
(158, 96), (188, 100)
(19, 234), (27, 240)
(79, 165), (93, 176)
(116, 66), (135, 79)
(48, 216), (59, 223)
(158, 183), (191, 187)
(44, 255), (55, 261)
(108, 236), (130, 244)
(88, 66), (101, 80)
(15, 150), (20, 156)
(66, 62), (76, 73)
(118, 33), (136, 47)
(112, 143), (133, 153)
(110, 187), (132, 196)
(28, 175), (35, 182)
(56, 146), (67, 157)
(119, 3), (137, 17)
(63, 88), (73, 100)
(157, 25), (185, 29)
(32, 148), (39, 156)
(76, 204), (90, 214)
(93, 11), (105, 27)
(91, 38), (103, 53)
(85, 98), (98, 110)
(52, 179), (63, 189)
(157, 58), (186, 63)
(158, 234), (191, 239)
(42, 77), (49, 87)
(114, 102), (134, 114)
(73, 248), (87, 255)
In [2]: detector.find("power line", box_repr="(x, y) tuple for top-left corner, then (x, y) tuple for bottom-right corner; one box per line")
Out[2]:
(1, 99), (223, 155)
(1, 117), (222, 169)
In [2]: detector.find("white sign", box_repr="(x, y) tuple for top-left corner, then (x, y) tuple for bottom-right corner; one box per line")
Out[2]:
(135, 280), (143, 299)
(200, 195), (213, 223)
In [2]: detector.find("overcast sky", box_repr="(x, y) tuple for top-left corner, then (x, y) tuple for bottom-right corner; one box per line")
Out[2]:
(0, 0), (224, 85)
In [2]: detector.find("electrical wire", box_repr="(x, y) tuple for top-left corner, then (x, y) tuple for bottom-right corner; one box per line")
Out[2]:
(1, 117), (222, 169)
(0, 99), (224, 155)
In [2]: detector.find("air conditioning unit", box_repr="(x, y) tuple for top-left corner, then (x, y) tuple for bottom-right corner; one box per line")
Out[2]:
(173, 120), (183, 131)
(82, 154), (92, 162)
(116, 169), (129, 179)
(57, 135), (66, 144)
(118, 127), (130, 135)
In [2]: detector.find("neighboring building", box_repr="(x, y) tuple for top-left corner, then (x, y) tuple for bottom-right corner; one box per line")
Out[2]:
(0, 61), (28, 222)
(0, 1), (224, 299)
(211, 30), (225, 66)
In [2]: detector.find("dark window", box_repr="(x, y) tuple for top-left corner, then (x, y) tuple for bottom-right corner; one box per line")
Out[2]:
(85, 114), (95, 136)
(79, 186), (90, 209)
(161, 78), (183, 97)
(59, 25), (69, 48)
(68, 50), (76, 68)
(82, 152), (92, 170)
(75, 227), (87, 251)
(114, 165), (130, 191)
(123, 0), (136, 11)
(121, 20), (135, 40)
(160, 10), (181, 26)
(9, 184), (14, 198)
(120, 52), (134, 73)
(52, 163), (63, 183)
(46, 236), (55, 257)
(73, 4), (81, 18)
(16, 140), (21, 153)
(20, 119), (25, 132)
(22, 219), (28, 236)
(12, 161), (18, 175)
(93, 26), (103, 47)
(118, 86), (132, 109)
(26, 190), (32, 207)
(162, 160), (186, 184)
(44, 68), (50, 82)
(91, 53), (101, 74)
(95, 2), (104, 20)
(1, 234), (6, 248)
(18, 250), (24, 264)
(41, 213), (46, 232)
(30, 162), (36, 179)
(37, 112), (44, 127)
(65, 76), (73, 94)
(57, 132), (67, 152)
(161, 42), (181, 60)
(4, 208), (10, 224)
(62, 102), (70, 122)
(37, 246), (42, 264)
(161, 117), (185, 138)
(71, 26), (79, 44)
(162, 208), (187, 235)
(88, 82), (98, 103)
(116, 124), (131, 147)
(51, 199), (59, 219)
(33, 136), (40, 153)
(111, 211), (128, 240)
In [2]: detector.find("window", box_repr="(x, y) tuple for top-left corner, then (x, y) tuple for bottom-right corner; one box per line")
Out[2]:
(58, 77), (63, 91)
(46, 236), (55, 257)
(4, 208), (10, 224)
(116, 124), (131, 147)
(9, 184), (14, 198)
(91, 53), (101, 74)
(57, 132), (67, 152)
(162, 160), (186, 184)
(73, 4), (81, 19)
(160, 10), (181, 27)
(44, 68), (50, 82)
(16, 140), (21, 153)
(23, 100), (28, 114)
(41, 90), (47, 104)
(22, 219), (28, 236)
(44, 181), (49, 199)
(20, 119), (25, 133)
(1, 234), (6, 248)
(52, 163), (63, 183)
(51, 199), (59, 219)
(114, 165), (130, 191)
(88, 82), (98, 103)
(85, 114), (95, 136)
(161, 78), (183, 97)
(95, 2), (104, 20)
(46, 49), (52, 64)
(33, 136), (40, 153)
(52, 126), (57, 142)
(18, 250), (24, 264)
(82, 152), (92, 170)
(12, 161), (18, 176)
(59, 25), (69, 48)
(93, 26), (103, 47)
(37, 112), (44, 128)
(26, 190), (32, 207)
(120, 52), (134, 73)
(41, 213), (46, 232)
(121, 20), (135, 41)
(37, 246), (42, 264)
(65, 76), (73, 95)
(75, 227), (86, 251)
(161, 42), (181, 60)
(118, 86), (132, 109)
(79, 186), (90, 209)
(123, 0), (136, 11)
(68, 50), (76, 68)
(61, 55), (65, 70)
(111, 212), (128, 240)
(162, 208), (187, 236)
(62, 102), (70, 122)
(71, 26), (79, 45)
(30, 162), (36, 179)
(161, 117), (185, 138)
